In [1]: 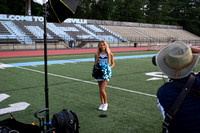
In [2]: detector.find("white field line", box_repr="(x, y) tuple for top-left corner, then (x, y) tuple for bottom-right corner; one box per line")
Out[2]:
(17, 66), (157, 98)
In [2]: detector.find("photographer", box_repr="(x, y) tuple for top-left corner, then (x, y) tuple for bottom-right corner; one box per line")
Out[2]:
(154, 41), (200, 132)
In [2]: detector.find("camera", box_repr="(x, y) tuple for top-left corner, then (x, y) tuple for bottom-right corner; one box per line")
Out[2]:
(152, 55), (157, 66)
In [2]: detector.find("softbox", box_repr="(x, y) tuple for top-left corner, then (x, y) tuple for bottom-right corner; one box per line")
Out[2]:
(47, 0), (80, 23)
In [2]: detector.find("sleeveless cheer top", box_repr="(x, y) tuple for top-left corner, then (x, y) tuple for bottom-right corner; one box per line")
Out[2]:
(98, 53), (108, 64)
(95, 53), (110, 81)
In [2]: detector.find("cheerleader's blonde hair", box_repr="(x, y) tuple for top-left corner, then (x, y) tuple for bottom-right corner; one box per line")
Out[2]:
(95, 40), (111, 64)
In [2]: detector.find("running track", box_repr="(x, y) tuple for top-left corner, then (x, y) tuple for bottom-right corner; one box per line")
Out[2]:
(0, 47), (150, 58)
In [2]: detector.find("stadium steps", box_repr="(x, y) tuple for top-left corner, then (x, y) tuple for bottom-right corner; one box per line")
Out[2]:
(0, 19), (200, 46)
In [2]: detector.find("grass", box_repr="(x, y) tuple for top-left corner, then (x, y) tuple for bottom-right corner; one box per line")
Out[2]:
(0, 50), (185, 132)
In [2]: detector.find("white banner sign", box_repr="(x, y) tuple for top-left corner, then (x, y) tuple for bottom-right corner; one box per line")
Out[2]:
(0, 14), (87, 24)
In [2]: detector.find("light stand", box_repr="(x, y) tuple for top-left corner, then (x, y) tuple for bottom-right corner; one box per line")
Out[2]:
(43, 3), (49, 128)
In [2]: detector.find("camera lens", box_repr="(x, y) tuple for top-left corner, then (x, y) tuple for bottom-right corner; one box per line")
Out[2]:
(152, 55), (157, 66)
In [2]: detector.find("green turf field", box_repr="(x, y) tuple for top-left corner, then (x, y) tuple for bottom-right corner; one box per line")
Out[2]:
(1, 50), (199, 132)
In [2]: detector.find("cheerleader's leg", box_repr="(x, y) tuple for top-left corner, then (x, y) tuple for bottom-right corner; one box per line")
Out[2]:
(98, 80), (108, 104)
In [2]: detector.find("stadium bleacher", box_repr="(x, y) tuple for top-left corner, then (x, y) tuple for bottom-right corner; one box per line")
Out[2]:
(0, 14), (200, 50)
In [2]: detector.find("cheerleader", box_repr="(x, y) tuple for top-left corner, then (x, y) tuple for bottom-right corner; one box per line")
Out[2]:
(94, 40), (115, 111)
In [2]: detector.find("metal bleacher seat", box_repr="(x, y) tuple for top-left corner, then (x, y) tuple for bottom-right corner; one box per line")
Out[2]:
(47, 23), (75, 41)
(99, 25), (128, 42)
(86, 25), (104, 32)
(1, 18), (200, 46)
(167, 29), (200, 41)
(25, 26), (53, 39)
(1, 21), (34, 44)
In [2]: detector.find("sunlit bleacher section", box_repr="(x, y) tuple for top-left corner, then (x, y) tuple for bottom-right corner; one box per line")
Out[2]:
(1, 21), (34, 44)
(0, 21), (19, 44)
(0, 14), (200, 50)
(103, 25), (200, 45)
(0, 20), (127, 46)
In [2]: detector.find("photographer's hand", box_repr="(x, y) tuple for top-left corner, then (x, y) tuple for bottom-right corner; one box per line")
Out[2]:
(190, 46), (200, 53)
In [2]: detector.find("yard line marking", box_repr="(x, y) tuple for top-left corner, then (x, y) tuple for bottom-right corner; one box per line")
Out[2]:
(0, 102), (30, 115)
(5, 54), (156, 67)
(0, 93), (30, 115)
(106, 85), (156, 97)
(0, 94), (10, 102)
(16, 66), (157, 98)
(0, 62), (13, 69)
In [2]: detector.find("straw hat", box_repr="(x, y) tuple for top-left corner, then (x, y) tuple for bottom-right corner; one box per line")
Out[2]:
(156, 41), (199, 79)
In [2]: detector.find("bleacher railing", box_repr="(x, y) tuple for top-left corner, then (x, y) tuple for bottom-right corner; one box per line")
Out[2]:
(1, 35), (200, 51)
